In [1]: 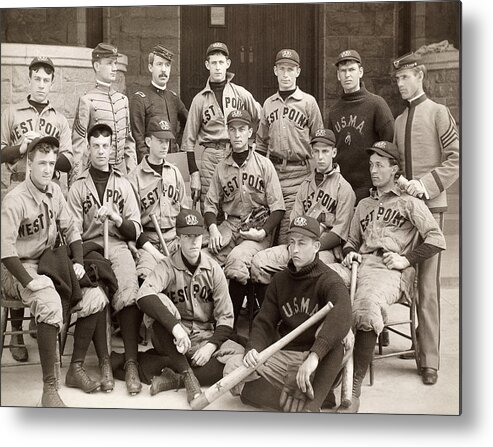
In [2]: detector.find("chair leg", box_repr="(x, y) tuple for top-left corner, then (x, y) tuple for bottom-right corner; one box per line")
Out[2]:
(1, 305), (8, 362)
(410, 289), (421, 371)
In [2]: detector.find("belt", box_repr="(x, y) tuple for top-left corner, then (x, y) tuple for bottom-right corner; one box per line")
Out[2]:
(372, 248), (385, 257)
(202, 141), (229, 149)
(269, 155), (308, 166)
(143, 226), (173, 233)
(10, 172), (26, 182)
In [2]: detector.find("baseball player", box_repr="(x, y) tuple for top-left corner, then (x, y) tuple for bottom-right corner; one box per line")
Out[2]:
(71, 42), (137, 184)
(330, 141), (446, 413)
(328, 49), (395, 203)
(127, 116), (191, 281)
(223, 215), (351, 412)
(1, 136), (109, 406)
(203, 110), (285, 323)
(256, 49), (324, 244)
(67, 123), (144, 395)
(392, 52), (459, 385)
(130, 44), (188, 162)
(135, 209), (241, 404)
(1, 56), (74, 362)
(181, 42), (261, 208)
(251, 128), (355, 293)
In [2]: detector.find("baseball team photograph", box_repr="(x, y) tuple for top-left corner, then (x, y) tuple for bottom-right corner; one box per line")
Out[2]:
(0, 0), (461, 420)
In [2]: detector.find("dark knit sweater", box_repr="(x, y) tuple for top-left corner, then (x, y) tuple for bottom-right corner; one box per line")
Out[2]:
(328, 85), (394, 203)
(247, 256), (351, 360)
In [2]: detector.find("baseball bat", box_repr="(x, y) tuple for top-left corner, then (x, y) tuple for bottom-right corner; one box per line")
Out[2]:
(150, 213), (170, 257)
(397, 175), (424, 199)
(190, 302), (334, 410)
(103, 218), (109, 259)
(340, 260), (358, 407)
(102, 218), (112, 357)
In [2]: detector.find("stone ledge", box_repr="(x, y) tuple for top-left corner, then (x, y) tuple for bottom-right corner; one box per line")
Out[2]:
(420, 50), (459, 71)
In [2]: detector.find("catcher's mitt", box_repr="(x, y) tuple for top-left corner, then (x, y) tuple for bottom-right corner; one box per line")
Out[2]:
(240, 206), (270, 232)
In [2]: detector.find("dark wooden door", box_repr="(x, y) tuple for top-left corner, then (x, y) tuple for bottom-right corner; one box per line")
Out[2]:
(181, 4), (318, 108)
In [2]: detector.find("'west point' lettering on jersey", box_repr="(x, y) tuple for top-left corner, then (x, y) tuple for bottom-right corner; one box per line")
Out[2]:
(202, 97), (246, 125)
(13, 118), (61, 141)
(360, 205), (407, 232)
(333, 114), (365, 134)
(18, 209), (55, 238)
(222, 172), (265, 198)
(82, 189), (125, 215)
(303, 189), (338, 214)
(139, 184), (180, 211)
(168, 283), (214, 305)
(266, 106), (309, 127)
(282, 296), (319, 318)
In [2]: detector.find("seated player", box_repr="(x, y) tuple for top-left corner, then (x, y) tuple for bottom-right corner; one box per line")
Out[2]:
(1, 136), (109, 406)
(67, 123), (144, 395)
(127, 116), (191, 282)
(250, 128), (355, 304)
(203, 109), (285, 322)
(331, 141), (446, 413)
(223, 215), (351, 412)
(134, 209), (241, 404)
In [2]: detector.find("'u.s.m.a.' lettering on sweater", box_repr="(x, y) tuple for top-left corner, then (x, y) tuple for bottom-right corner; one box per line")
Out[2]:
(281, 296), (319, 318)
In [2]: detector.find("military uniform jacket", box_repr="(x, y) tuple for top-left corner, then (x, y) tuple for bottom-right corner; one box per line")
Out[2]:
(344, 186), (446, 257)
(67, 167), (142, 245)
(181, 73), (261, 151)
(137, 250), (234, 332)
(1, 176), (80, 261)
(204, 148), (285, 219)
(72, 81), (137, 177)
(130, 83), (188, 162)
(394, 94), (459, 212)
(291, 164), (356, 241)
(1, 97), (73, 177)
(127, 156), (191, 233)
(256, 87), (323, 161)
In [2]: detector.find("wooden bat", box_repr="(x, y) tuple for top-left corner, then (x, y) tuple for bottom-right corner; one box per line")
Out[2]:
(103, 218), (109, 259)
(190, 302), (334, 410)
(150, 213), (170, 257)
(397, 175), (424, 199)
(340, 260), (359, 408)
(102, 218), (112, 361)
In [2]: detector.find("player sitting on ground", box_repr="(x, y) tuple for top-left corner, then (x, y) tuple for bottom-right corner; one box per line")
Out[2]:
(331, 141), (446, 413)
(223, 215), (351, 412)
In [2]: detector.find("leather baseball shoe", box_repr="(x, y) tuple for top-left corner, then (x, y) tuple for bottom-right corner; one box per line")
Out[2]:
(99, 356), (115, 392)
(124, 360), (142, 395)
(66, 362), (101, 393)
(41, 380), (66, 407)
(182, 368), (202, 403)
(421, 367), (438, 385)
(9, 333), (28, 362)
(149, 367), (183, 396)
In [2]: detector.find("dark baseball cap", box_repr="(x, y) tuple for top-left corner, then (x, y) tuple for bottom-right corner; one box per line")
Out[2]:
(310, 129), (336, 146)
(92, 43), (119, 62)
(366, 141), (400, 164)
(87, 123), (113, 141)
(27, 135), (59, 154)
(29, 56), (55, 72)
(176, 209), (205, 235)
(206, 42), (229, 58)
(146, 116), (175, 140)
(275, 49), (300, 66)
(392, 52), (422, 72)
(288, 215), (320, 240)
(152, 44), (174, 62)
(335, 49), (362, 66)
(226, 110), (252, 127)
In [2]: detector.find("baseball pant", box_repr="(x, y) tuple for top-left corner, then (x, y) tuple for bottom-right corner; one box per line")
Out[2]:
(417, 212), (444, 370)
(199, 146), (227, 208)
(251, 244), (338, 284)
(274, 164), (311, 244)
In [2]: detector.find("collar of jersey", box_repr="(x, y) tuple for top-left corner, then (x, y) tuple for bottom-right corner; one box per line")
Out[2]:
(171, 250), (213, 272)
(141, 156), (173, 174)
(202, 72), (235, 95)
(79, 165), (123, 180)
(17, 97), (55, 112)
(369, 184), (402, 199)
(25, 175), (54, 204)
(224, 147), (254, 167)
(271, 87), (303, 102)
(313, 163), (340, 179)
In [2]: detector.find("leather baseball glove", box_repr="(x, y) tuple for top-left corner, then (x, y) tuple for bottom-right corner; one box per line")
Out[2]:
(240, 206), (270, 232)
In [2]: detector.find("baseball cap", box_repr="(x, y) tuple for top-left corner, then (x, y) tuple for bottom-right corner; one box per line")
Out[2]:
(87, 123), (113, 141)
(152, 44), (174, 62)
(288, 215), (320, 240)
(366, 141), (400, 164)
(310, 129), (336, 146)
(392, 52), (422, 72)
(27, 135), (59, 154)
(92, 43), (119, 62)
(146, 116), (175, 139)
(206, 42), (229, 58)
(176, 209), (205, 235)
(29, 56), (55, 72)
(226, 110), (252, 127)
(335, 49), (362, 66)
(275, 49), (300, 66)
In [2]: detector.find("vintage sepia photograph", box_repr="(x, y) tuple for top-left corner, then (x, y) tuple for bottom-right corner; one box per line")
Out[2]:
(1, 0), (460, 416)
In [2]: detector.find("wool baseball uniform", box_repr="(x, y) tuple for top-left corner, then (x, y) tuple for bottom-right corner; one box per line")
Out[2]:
(255, 87), (324, 244)
(251, 163), (355, 284)
(203, 147), (285, 284)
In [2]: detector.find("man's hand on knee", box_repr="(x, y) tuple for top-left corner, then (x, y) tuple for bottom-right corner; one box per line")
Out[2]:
(383, 252), (410, 271)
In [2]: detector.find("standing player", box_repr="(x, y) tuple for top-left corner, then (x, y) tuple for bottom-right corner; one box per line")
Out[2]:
(223, 215), (351, 412)
(328, 49), (395, 203)
(128, 116), (191, 282)
(130, 44), (188, 161)
(1, 56), (74, 363)
(71, 43), (137, 183)
(251, 129), (355, 292)
(256, 49), (324, 244)
(1, 136), (109, 406)
(204, 110), (285, 322)
(392, 52), (459, 385)
(181, 42), (261, 207)
(67, 123), (144, 395)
